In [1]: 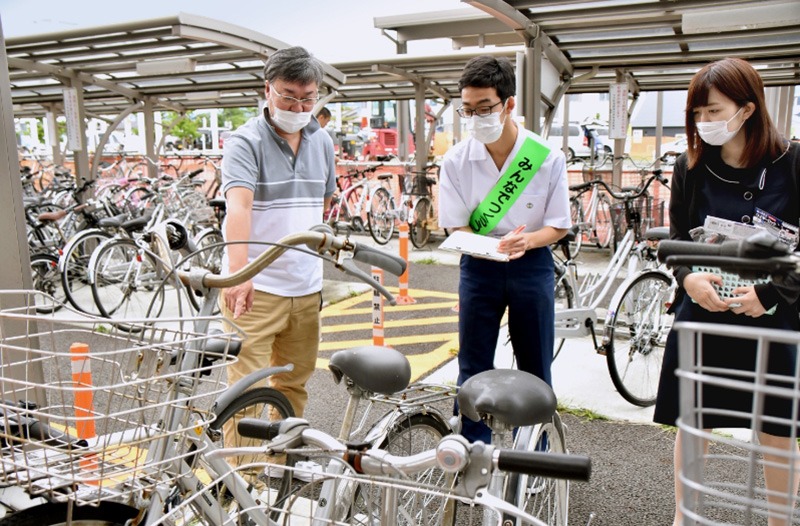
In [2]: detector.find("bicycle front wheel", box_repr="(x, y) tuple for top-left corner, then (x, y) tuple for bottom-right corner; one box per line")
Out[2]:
(182, 387), (294, 523)
(89, 237), (165, 322)
(605, 271), (674, 407)
(367, 187), (395, 245)
(409, 197), (433, 248)
(0, 501), (139, 526)
(505, 414), (569, 526)
(60, 229), (112, 314)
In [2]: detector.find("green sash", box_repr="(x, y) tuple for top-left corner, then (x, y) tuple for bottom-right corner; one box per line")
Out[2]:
(469, 138), (551, 235)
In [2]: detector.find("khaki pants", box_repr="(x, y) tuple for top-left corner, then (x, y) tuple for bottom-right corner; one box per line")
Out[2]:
(221, 289), (321, 417)
(219, 290), (320, 468)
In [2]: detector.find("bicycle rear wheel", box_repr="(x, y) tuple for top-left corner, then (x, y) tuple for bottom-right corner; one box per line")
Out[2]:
(505, 414), (569, 526)
(553, 268), (574, 361)
(604, 271), (674, 407)
(410, 197), (433, 248)
(89, 237), (165, 322)
(594, 192), (615, 249)
(30, 253), (66, 314)
(367, 187), (395, 245)
(568, 197), (584, 258)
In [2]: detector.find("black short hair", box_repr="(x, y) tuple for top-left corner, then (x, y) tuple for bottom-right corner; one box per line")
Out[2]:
(458, 56), (515, 101)
(317, 107), (331, 119)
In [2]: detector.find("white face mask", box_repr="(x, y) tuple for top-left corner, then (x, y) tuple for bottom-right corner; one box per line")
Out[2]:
(468, 105), (507, 144)
(269, 96), (312, 134)
(696, 107), (745, 146)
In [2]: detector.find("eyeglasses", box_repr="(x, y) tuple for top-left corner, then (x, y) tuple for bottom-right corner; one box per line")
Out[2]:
(456, 100), (504, 118)
(271, 87), (319, 109)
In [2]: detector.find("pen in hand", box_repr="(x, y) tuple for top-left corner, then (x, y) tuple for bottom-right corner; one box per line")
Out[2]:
(502, 225), (526, 239)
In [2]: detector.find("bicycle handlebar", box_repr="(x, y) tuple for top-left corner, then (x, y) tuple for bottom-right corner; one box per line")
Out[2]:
(177, 227), (407, 305)
(657, 231), (799, 278)
(232, 417), (591, 482)
(570, 169), (669, 200)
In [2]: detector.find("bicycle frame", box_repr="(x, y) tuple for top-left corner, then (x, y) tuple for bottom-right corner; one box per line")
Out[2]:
(327, 174), (372, 227)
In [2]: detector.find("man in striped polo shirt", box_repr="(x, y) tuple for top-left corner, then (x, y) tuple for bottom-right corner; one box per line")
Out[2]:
(220, 46), (337, 417)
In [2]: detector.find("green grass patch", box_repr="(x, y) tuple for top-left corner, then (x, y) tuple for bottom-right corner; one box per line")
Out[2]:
(415, 257), (439, 265)
(557, 404), (610, 421)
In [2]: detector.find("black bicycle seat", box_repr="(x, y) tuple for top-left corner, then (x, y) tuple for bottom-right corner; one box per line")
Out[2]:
(458, 369), (557, 428)
(644, 226), (669, 240)
(329, 346), (411, 395)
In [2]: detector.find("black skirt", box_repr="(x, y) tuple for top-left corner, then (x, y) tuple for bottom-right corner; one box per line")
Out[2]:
(654, 294), (800, 437)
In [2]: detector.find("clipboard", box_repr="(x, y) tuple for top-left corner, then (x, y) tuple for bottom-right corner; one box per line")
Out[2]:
(439, 231), (510, 262)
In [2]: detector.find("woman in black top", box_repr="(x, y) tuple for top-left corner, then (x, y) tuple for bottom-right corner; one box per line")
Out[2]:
(654, 57), (800, 526)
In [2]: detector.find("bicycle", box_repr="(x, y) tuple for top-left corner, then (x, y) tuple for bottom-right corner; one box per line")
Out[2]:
(552, 168), (676, 407)
(324, 163), (384, 235)
(567, 167), (616, 256)
(657, 233), (800, 525)
(0, 226), (409, 525)
(368, 163), (438, 248)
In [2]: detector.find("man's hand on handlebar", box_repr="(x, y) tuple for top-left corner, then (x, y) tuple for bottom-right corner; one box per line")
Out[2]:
(224, 280), (255, 319)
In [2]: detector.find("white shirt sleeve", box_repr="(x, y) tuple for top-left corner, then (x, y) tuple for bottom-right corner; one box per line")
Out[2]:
(542, 152), (572, 230)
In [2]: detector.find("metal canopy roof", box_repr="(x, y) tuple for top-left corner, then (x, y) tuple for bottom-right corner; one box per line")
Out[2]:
(333, 48), (520, 103)
(6, 12), (346, 117)
(375, 0), (800, 94)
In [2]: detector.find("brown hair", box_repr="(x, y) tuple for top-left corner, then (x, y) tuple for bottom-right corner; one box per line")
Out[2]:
(684, 57), (784, 169)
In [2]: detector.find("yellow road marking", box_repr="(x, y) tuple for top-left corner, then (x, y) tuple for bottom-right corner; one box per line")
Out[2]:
(319, 332), (460, 352)
(322, 315), (458, 334)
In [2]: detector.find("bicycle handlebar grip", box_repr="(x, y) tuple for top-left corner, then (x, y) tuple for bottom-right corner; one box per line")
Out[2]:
(237, 418), (283, 441)
(497, 450), (591, 481)
(187, 168), (204, 178)
(656, 240), (737, 263)
(27, 420), (89, 449)
(352, 243), (407, 277)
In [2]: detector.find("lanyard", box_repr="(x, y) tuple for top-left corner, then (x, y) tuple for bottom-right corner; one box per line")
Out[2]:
(469, 137), (551, 235)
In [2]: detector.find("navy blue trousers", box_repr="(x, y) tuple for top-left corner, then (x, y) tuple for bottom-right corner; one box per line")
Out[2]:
(456, 247), (555, 443)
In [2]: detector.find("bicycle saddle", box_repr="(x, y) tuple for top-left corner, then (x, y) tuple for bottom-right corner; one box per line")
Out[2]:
(329, 346), (411, 395)
(458, 369), (557, 428)
(96, 213), (129, 229)
(643, 226), (669, 240)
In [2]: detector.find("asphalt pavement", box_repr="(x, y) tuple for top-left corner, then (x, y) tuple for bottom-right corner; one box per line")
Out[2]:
(313, 230), (783, 526)
(313, 231), (681, 526)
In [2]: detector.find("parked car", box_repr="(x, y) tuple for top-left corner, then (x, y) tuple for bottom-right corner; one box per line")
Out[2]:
(659, 136), (688, 164)
(546, 122), (609, 161)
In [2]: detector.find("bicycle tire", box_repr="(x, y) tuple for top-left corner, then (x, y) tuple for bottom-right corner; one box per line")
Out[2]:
(505, 414), (569, 526)
(594, 192), (615, 249)
(60, 229), (112, 314)
(379, 412), (452, 525)
(367, 187), (394, 245)
(0, 501), (138, 525)
(182, 387), (294, 523)
(568, 197), (584, 258)
(553, 269), (575, 362)
(89, 237), (166, 322)
(30, 253), (66, 314)
(409, 196), (432, 249)
(604, 271), (674, 407)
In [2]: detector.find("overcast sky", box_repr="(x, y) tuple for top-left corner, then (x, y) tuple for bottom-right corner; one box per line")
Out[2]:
(0, 0), (474, 63)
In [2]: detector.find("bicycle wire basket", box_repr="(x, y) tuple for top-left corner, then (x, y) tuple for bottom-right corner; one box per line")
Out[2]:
(675, 321), (800, 525)
(0, 290), (240, 506)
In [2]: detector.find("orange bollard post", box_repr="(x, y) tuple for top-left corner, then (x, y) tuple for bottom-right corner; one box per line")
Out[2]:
(71, 342), (99, 484)
(371, 267), (385, 346)
(395, 222), (416, 305)
(70, 342), (96, 439)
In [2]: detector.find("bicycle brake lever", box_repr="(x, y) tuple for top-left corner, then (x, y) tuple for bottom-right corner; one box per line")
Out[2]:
(337, 254), (397, 306)
(471, 488), (543, 523)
